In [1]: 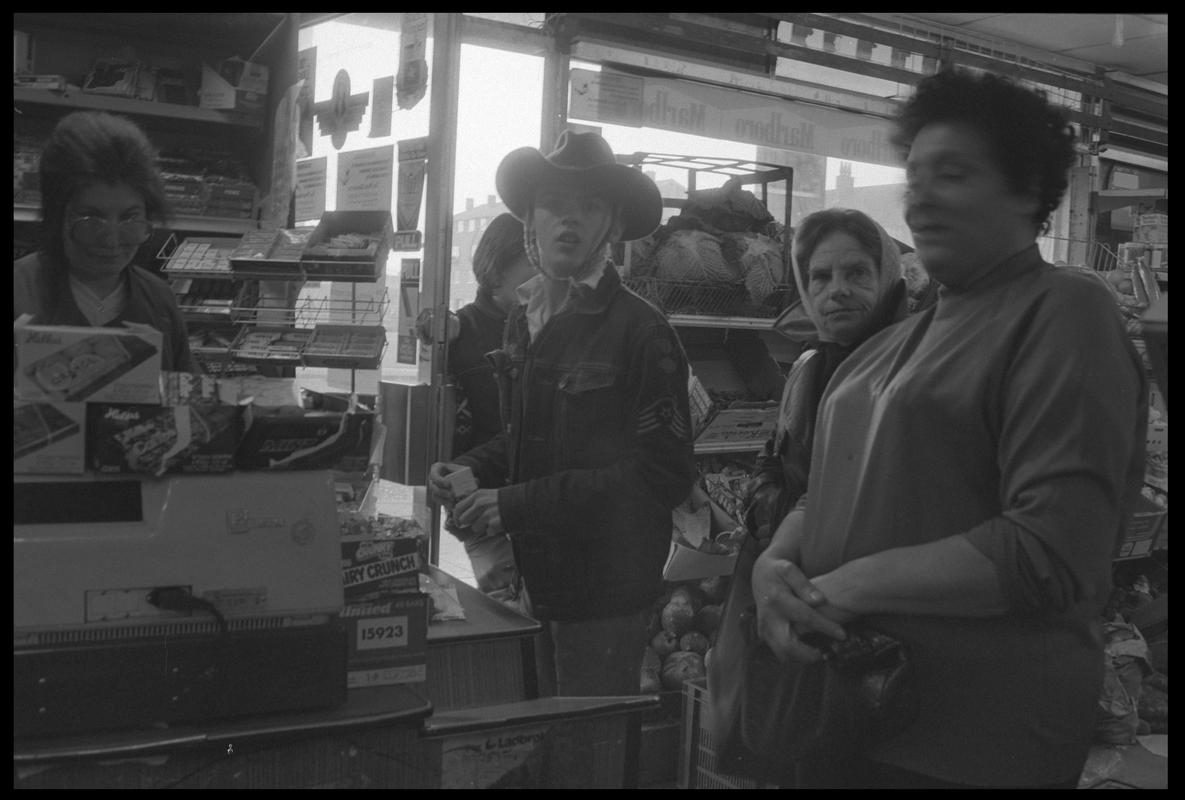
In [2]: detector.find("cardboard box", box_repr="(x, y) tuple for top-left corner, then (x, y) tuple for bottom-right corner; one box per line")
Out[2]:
(663, 484), (741, 581)
(342, 594), (429, 688)
(160, 371), (220, 406)
(87, 402), (244, 476)
(301, 210), (392, 282)
(199, 57), (268, 114)
(693, 406), (776, 454)
(237, 406), (376, 472)
(339, 510), (430, 602)
(13, 400), (86, 475)
(1116, 493), (1168, 560)
(82, 57), (139, 97)
(14, 322), (163, 404)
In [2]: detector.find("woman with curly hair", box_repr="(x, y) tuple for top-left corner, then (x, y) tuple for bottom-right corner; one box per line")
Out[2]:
(750, 69), (1148, 788)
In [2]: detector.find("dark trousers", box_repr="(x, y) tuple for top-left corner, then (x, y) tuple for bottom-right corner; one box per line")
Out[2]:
(530, 607), (651, 697)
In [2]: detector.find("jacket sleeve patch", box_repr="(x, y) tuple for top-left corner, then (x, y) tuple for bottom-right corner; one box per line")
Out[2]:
(637, 396), (688, 439)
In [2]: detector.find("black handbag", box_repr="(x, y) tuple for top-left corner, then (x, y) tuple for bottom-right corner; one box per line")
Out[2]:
(706, 535), (919, 787)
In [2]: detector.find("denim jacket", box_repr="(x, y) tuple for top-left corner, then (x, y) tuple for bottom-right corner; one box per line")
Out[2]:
(454, 263), (696, 621)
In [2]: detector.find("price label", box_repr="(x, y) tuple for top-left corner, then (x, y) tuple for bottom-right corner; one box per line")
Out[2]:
(355, 615), (408, 651)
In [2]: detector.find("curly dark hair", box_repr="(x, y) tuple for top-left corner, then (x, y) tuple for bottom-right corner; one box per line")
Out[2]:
(38, 111), (171, 270)
(472, 212), (528, 298)
(890, 68), (1077, 235)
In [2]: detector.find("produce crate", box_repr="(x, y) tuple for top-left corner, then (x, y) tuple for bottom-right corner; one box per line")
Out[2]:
(678, 678), (777, 790)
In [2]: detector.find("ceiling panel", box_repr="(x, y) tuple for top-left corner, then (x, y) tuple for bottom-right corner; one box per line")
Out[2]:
(897, 13), (1168, 87)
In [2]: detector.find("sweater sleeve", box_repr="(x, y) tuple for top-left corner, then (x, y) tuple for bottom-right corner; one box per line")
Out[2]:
(963, 277), (1147, 614)
(453, 430), (510, 490)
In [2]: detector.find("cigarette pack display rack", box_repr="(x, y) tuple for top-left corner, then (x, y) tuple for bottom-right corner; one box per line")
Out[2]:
(157, 213), (392, 377)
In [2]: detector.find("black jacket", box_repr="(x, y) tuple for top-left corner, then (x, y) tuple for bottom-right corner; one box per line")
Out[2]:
(455, 263), (697, 621)
(448, 293), (507, 457)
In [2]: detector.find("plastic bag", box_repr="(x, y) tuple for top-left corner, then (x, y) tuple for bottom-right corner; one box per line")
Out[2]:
(1094, 619), (1151, 744)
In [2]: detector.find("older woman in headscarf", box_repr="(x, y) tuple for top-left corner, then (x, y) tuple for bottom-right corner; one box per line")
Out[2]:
(708, 208), (912, 788)
(743, 208), (911, 546)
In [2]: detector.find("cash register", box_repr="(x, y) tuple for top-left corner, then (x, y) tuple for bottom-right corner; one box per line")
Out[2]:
(14, 470), (348, 738)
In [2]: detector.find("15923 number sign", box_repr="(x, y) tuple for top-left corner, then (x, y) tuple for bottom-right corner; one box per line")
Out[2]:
(356, 615), (409, 651)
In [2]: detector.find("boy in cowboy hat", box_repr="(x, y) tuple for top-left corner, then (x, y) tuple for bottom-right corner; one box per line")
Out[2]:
(428, 130), (697, 696)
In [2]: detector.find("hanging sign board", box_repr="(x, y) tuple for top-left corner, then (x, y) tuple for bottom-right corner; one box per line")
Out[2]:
(295, 157), (327, 224)
(569, 68), (899, 168)
(370, 75), (394, 138)
(397, 12), (429, 110)
(337, 145), (394, 212)
(396, 136), (429, 234)
(296, 47), (317, 158)
(315, 69), (369, 151)
(397, 258), (421, 365)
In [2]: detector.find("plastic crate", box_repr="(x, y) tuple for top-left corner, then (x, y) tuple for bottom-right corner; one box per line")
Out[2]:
(417, 695), (656, 789)
(678, 677), (777, 789)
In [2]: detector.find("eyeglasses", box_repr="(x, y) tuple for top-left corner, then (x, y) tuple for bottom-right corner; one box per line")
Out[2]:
(68, 216), (153, 247)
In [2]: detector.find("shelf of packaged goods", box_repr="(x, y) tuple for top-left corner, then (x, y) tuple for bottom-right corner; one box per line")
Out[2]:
(12, 86), (264, 129)
(15, 204), (257, 235)
(1153, 270), (1167, 284)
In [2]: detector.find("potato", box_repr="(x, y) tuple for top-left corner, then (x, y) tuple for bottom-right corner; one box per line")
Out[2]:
(680, 631), (710, 655)
(698, 576), (729, 604)
(651, 629), (680, 658)
(696, 604), (723, 636)
(641, 668), (662, 694)
(661, 650), (706, 690)
(669, 585), (702, 611)
(645, 609), (663, 638)
(661, 601), (697, 637)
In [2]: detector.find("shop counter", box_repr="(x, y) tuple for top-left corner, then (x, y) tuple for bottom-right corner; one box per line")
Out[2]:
(422, 564), (543, 710)
(13, 684), (432, 789)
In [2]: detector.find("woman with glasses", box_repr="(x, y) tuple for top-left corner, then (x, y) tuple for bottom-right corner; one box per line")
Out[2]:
(14, 111), (197, 371)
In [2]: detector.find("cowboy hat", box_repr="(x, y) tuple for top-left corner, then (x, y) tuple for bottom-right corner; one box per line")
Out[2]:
(495, 130), (662, 242)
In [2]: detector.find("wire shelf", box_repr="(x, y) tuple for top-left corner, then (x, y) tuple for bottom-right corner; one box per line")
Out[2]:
(624, 276), (792, 319)
(182, 287), (391, 328)
(1037, 235), (1118, 272)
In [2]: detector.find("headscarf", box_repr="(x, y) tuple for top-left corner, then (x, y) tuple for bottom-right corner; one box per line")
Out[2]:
(773, 208), (908, 348)
(771, 210), (910, 420)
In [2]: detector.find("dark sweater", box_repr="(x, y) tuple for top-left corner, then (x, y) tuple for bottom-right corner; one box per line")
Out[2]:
(14, 251), (197, 373)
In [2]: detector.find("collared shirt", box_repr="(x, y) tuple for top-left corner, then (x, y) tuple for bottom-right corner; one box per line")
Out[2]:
(69, 274), (128, 327)
(515, 259), (607, 340)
